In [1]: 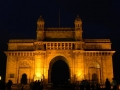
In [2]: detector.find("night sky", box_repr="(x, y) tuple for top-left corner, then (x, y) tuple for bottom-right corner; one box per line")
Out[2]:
(0, 0), (120, 82)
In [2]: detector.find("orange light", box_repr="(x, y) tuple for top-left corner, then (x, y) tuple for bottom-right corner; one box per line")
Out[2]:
(77, 71), (84, 81)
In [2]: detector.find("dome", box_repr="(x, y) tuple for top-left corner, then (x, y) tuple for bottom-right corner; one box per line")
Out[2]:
(38, 16), (44, 22)
(75, 15), (81, 21)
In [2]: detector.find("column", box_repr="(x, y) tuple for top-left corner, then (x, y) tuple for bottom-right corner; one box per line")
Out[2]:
(74, 50), (84, 81)
(34, 52), (45, 80)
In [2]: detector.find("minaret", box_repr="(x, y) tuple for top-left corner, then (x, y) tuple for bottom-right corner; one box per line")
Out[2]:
(36, 16), (45, 41)
(74, 15), (83, 41)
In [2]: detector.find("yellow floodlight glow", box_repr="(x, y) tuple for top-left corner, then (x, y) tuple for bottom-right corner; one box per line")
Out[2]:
(36, 72), (41, 77)
(34, 72), (42, 81)
(77, 71), (84, 81)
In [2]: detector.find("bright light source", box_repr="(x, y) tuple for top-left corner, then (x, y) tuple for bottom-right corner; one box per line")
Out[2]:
(0, 76), (1, 80)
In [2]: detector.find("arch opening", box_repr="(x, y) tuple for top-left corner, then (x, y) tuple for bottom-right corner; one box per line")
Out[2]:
(88, 61), (101, 83)
(49, 56), (70, 87)
(92, 73), (98, 82)
(21, 73), (27, 84)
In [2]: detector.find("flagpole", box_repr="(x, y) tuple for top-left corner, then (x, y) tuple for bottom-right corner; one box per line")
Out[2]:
(59, 9), (60, 28)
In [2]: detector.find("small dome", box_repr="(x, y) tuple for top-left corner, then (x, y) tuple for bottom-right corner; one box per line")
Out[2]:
(38, 16), (44, 22)
(75, 15), (81, 21)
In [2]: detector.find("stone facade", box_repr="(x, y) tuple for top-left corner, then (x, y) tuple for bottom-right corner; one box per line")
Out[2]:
(4, 16), (115, 84)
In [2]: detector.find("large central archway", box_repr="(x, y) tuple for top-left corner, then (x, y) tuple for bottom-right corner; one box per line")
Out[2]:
(49, 56), (70, 87)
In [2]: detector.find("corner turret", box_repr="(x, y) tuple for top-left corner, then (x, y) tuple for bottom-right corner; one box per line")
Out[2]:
(36, 16), (45, 41)
(74, 15), (83, 41)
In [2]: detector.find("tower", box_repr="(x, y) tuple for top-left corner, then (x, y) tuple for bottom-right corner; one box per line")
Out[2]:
(36, 16), (45, 41)
(74, 15), (83, 41)
(34, 16), (45, 81)
(74, 15), (83, 50)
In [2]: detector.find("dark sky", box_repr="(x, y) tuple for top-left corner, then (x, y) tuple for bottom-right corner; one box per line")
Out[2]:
(0, 0), (120, 82)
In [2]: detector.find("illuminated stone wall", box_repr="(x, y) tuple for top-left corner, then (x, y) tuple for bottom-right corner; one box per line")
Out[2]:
(4, 16), (115, 84)
(5, 56), (17, 83)
(5, 48), (114, 84)
(5, 55), (35, 83)
(45, 28), (74, 39)
(83, 52), (114, 83)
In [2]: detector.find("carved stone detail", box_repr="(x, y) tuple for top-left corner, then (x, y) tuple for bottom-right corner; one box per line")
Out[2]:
(19, 61), (30, 68)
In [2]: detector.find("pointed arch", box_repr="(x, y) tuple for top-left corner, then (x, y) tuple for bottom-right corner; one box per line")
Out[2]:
(88, 60), (101, 83)
(49, 55), (70, 69)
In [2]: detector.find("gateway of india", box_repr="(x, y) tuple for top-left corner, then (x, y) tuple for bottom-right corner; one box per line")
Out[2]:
(4, 15), (115, 84)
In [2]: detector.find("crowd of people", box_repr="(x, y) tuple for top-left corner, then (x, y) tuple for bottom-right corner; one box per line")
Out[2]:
(29, 79), (43, 90)
(0, 78), (119, 90)
(74, 80), (100, 90)
(74, 78), (118, 90)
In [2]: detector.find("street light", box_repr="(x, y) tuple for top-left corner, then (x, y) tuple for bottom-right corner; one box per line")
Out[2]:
(0, 76), (1, 80)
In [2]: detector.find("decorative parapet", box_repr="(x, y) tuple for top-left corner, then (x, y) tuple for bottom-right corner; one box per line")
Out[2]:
(9, 39), (36, 43)
(45, 28), (74, 31)
(73, 50), (115, 56)
(8, 43), (34, 50)
(4, 51), (46, 56)
(83, 51), (115, 56)
(83, 39), (111, 43)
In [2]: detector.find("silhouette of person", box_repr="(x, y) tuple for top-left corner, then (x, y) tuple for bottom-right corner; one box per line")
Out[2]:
(91, 80), (95, 90)
(21, 84), (24, 90)
(84, 80), (90, 90)
(40, 79), (43, 90)
(80, 80), (84, 90)
(37, 80), (41, 90)
(105, 78), (111, 90)
(6, 80), (13, 90)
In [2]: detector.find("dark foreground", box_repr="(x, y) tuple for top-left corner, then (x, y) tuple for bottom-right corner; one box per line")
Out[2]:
(10, 84), (119, 90)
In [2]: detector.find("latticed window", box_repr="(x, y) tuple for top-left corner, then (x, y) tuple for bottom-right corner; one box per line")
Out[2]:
(51, 43), (53, 46)
(10, 74), (14, 78)
(47, 43), (50, 46)
(69, 43), (71, 46)
(65, 43), (67, 46)
(55, 43), (57, 46)
(58, 43), (60, 46)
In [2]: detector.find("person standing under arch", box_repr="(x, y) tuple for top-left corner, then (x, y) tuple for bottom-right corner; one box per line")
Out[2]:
(105, 78), (111, 90)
